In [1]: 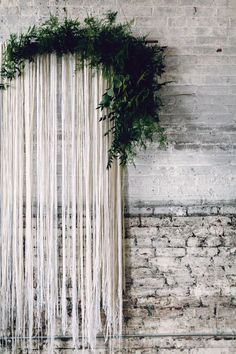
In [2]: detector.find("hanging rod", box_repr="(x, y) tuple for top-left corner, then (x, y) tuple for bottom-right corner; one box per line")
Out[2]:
(1, 332), (236, 341)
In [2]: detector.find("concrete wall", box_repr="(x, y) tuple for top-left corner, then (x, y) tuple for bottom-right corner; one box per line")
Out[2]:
(1, 0), (236, 353)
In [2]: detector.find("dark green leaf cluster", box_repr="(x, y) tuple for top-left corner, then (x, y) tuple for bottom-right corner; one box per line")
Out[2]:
(0, 12), (167, 167)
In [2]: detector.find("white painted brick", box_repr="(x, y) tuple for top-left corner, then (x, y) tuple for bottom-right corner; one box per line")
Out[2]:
(128, 226), (157, 238)
(149, 256), (181, 269)
(132, 277), (165, 288)
(155, 247), (186, 257)
(127, 247), (155, 258)
(187, 246), (218, 257)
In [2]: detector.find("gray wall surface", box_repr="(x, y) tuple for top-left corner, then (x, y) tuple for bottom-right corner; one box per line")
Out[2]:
(1, 1), (236, 353)
(122, 213), (236, 353)
(7, 213), (236, 354)
(1, 0), (236, 208)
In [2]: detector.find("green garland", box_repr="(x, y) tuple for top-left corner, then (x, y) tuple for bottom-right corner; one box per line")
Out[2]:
(0, 12), (166, 166)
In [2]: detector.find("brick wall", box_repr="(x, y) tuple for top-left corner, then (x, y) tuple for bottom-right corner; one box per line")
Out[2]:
(122, 212), (236, 353)
(5, 211), (234, 354)
(1, 0), (236, 353)
(16, 211), (235, 354)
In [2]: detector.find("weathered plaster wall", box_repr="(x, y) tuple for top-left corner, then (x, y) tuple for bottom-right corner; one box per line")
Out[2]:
(123, 213), (236, 351)
(120, 212), (236, 353)
(16, 212), (236, 353)
(5, 212), (234, 354)
(1, 0), (236, 353)
(0, 0), (236, 207)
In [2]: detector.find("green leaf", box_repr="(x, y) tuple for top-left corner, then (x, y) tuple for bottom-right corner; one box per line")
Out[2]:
(0, 12), (167, 168)
(107, 88), (114, 97)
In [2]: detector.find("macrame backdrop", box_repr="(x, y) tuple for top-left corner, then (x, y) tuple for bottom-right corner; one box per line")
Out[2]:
(0, 43), (123, 352)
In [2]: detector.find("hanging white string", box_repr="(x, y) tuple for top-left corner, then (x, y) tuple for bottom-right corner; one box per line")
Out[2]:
(0, 46), (123, 353)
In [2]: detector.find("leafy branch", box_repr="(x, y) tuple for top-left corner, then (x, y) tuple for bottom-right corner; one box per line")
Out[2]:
(0, 12), (167, 167)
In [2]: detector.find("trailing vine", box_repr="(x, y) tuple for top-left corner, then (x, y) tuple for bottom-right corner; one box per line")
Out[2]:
(0, 12), (167, 166)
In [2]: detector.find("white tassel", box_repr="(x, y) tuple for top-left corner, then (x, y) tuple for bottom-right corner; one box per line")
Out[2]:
(0, 46), (123, 352)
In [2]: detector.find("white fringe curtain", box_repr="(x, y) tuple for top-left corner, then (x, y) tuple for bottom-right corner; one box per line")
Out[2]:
(0, 44), (123, 352)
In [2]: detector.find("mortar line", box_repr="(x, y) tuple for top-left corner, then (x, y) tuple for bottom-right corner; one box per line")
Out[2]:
(1, 333), (236, 341)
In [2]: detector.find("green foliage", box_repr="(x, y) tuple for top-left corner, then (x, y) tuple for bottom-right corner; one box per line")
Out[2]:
(0, 12), (167, 167)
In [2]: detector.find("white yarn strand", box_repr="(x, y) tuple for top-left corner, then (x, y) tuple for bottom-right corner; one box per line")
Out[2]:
(70, 54), (79, 349)
(61, 55), (68, 335)
(77, 63), (86, 350)
(24, 60), (35, 352)
(36, 54), (44, 339)
(0, 48), (123, 352)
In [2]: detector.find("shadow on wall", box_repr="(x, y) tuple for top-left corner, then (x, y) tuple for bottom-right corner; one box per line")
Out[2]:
(123, 43), (236, 209)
